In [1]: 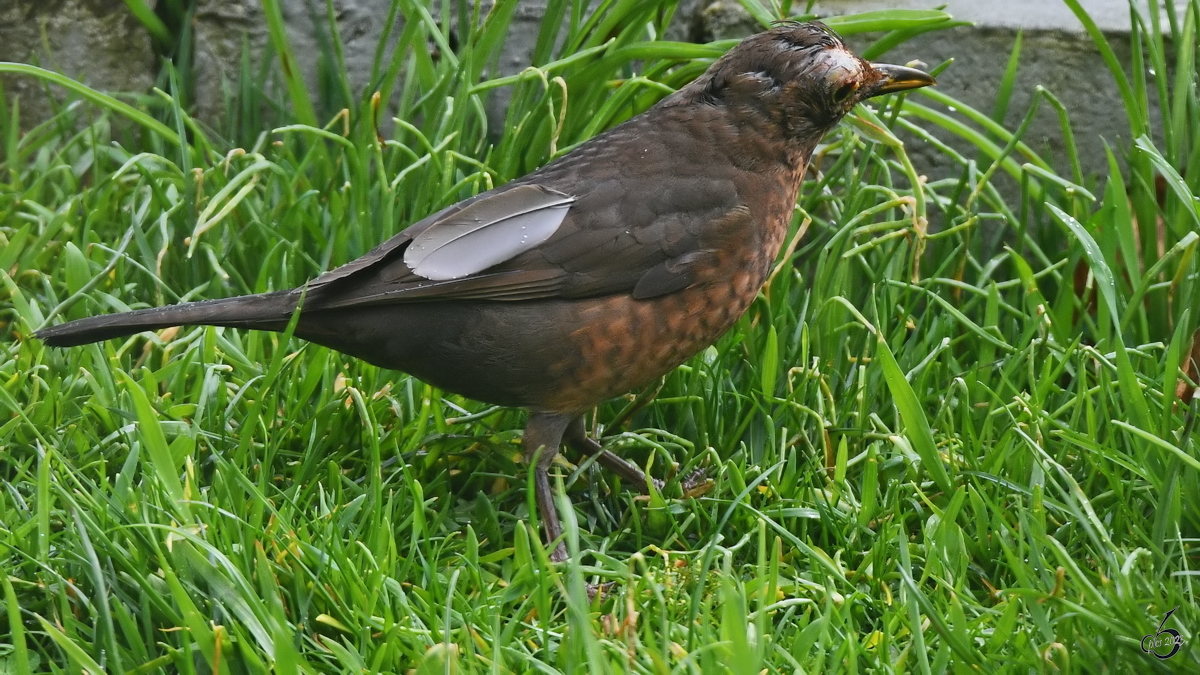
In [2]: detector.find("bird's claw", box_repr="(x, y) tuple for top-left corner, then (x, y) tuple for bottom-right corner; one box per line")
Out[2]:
(680, 468), (712, 498)
(587, 581), (617, 602)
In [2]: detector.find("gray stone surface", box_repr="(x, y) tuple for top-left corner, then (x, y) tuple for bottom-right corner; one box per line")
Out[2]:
(0, 0), (156, 129)
(684, 2), (1150, 185)
(190, 0), (549, 132)
(812, 0), (1151, 32)
(192, 0), (397, 125)
(872, 26), (1147, 189)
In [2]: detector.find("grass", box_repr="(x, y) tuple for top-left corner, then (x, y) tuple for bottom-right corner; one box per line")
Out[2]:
(1, 0), (1198, 671)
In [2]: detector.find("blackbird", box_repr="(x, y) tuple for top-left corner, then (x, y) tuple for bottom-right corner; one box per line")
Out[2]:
(35, 22), (934, 560)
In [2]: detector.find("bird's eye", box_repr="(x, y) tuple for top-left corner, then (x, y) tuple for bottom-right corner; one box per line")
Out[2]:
(833, 82), (856, 103)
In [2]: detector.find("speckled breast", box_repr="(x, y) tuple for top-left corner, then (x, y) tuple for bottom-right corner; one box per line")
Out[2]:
(538, 224), (785, 414)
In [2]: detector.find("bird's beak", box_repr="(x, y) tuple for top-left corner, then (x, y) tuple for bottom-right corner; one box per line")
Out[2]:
(867, 63), (936, 97)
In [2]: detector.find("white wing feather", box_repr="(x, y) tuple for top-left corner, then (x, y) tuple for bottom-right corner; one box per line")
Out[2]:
(403, 185), (574, 281)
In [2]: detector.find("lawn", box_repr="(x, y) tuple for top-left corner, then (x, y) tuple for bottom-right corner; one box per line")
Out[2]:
(1, 0), (1197, 672)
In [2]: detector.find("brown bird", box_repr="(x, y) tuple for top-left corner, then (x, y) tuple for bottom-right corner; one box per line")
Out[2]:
(35, 22), (933, 560)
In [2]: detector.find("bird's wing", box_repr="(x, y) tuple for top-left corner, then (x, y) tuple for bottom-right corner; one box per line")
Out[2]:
(520, 173), (743, 299)
(303, 161), (746, 308)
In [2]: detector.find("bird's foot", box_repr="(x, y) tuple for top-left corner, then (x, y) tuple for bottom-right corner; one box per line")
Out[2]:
(680, 467), (713, 498)
(587, 581), (617, 602)
(549, 542), (569, 563)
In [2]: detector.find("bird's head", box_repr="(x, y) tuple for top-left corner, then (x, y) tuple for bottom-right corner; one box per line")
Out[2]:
(670, 22), (934, 147)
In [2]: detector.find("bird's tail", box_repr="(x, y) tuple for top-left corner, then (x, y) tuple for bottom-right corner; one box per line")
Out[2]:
(35, 291), (299, 347)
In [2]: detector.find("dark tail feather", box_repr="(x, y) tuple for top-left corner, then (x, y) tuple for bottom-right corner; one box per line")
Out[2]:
(35, 291), (299, 347)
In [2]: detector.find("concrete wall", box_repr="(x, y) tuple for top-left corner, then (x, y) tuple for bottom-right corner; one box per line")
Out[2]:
(816, 0), (1140, 31)
(816, 1), (1164, 185)
(0, 0), (156, 125)
(689, 1), (1161, 184)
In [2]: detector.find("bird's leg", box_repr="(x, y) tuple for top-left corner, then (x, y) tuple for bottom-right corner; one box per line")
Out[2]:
(523, 411), (573, 562)
(564, 416), (660, 493)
